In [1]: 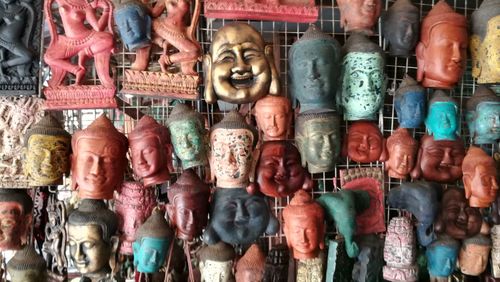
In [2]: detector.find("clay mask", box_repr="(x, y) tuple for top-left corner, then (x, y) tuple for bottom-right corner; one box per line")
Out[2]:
(384, 128), (418, 179)
(0, 189), (33, 251)
(458, 234), (491, 276)
(337, 0), (382, 34)
(382, 0), (420, 57)
(394, 75), (425, 129)
(462, 146), (499, 208)
(344, 121), (384, 163)
(114, 0), (152, 51)
(425, 91), (459, 141)
(253, 95), (292, 141)
(198, 242), (235, 282)
(426, 236), (460, 280)
(465, 86), (500, 145)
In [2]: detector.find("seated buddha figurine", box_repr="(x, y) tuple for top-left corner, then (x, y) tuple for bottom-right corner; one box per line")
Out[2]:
(383, 128), (418, 179)
(465, 86), (500, 145)
(462, 146), (498, 208)
(394, 75), (425, 129)
(425, 91), (459, 141)
(253, 95), (292, 141)
(0, 189), (33, 251)
(343, 121), (385, 163)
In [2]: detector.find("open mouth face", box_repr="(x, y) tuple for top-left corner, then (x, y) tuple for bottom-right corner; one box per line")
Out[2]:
(231, 72), (255, 89)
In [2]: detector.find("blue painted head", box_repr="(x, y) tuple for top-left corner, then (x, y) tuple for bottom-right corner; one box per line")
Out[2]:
(425, 91), (459, 141)
(394, 75), (425, 128)
(114, 0), (151, 51)
(426, 236), (460, 278)
(466, 86), (500, 145)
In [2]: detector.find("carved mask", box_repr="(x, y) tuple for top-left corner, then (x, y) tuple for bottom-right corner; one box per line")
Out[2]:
(383, 217), (417, 282)
(425, 91), (459, 141)
(253, 95), (292, 141)
(394, 75), (425, 128)
(7, 245), (47, 282)
(344, 121), (384, 163)
(384, 128), (418, 179)
(114, 0), (152, 51)
(382, 0), (419, 57)
(256, 141), (313, 198)
(465, 86), (500, 145)
(337, 0), (381, 33)
(295, 110), (340, 174)
(235, 244), (266, 282)
(0, 189), (32, 251)
(204, 22), (279, 104)
(198, 242), (236, 282)
(458, 234), (491, 276)
(340, 33), (386, 121)
(425, 236), (460, 279)
(289, 25), (341, 112)
(203, 188), (279, 245)
(416, 0), (467, 89)
(462, 146), (499, 208)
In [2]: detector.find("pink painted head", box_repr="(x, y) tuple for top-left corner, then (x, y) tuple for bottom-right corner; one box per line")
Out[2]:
(253, 95), (292, 141)
(384, 128), (418, 179)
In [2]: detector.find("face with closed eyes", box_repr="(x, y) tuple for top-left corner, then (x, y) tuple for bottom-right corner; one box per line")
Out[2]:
(438, 189), (482, 240)
(459, 241), (491, 275)
(384, 12), (419, 56)
(426, 242), (459, 278)
(425, 102), (458, 140)
(68, 224), (112, 275)
(346, 122), (383, 163)
(395, 91), (426, 128)
(386, 144), (417, 178)
(130, 136), (164, 179)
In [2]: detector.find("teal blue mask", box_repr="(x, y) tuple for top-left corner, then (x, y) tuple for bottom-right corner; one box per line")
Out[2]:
(169, 120), (207, 169)
(425, 102), (459, 141)
(426, 240), (459, 278)
(467, 102), (500, 144)
(133, 237), (170, 273)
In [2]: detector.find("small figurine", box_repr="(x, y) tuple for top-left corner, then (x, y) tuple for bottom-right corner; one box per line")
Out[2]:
(289, 25), (341, 113)
(203, 188), (279, 245)
(491, 225), (500, 278)
(426, 235), (460, 282)
(383, 217), (418, 282)
(337, 0), (381, 34)
(463, 146), (498, 208)
(425, 91), (459, 141)
(410, 134), (465, 183)
(384, 128), (418, 179)
(22, 114), (71, 186)
(283, 190), (325, 260)
(466, 86), (500, 145)
(458, 234), (491, 276)
(255, 141), (313, 198)
(166, 103), (208, 169)
(129, 115), (172, 187)
(394, 75), (426, 129)
(352, 234), (384, 282)
(470, 0), (500, 84)
(235, 244), (266, 282)
(263, 244), (289, 282)
(343, 121), (385, 163)
(382, 0), (420, 57)
(209, 111), (258, 188)
(416, 0), (468, 89)
(7, 245), (47, 282)
(71, 115), (128, 199)
(339, 33), (386, 121)
(0, 189), (33, 251)
(198, 242), (236, 282)
(253, 95), (292, 141)
(203, 22), (280, 104)
(295, 110), (340, 174)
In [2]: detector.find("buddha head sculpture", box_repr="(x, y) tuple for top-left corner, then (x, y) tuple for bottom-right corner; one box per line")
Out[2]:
(166, 103), (208, 169)
(166, 169), (210, 241)
(388, 181), (441, 246)
(289, 25), (341, 112)
(68, 199), (119, 277)
(71, 115), (128, 199)
(434, 188), (482, 240)
(384, 128), (418, 179)
(133, 209), (174, 273)
(263, 244), (289, 282)
(256, 141), (313, 198)
(337, 0), (381, 34)
(7, 245), (47, 282)
(235, 244), (266, 282)
(343, 121), (384, 163)
(425, 91), (459, 141)
(339, 33), (386, 121)
(426, 235), (460, 281)
(462, 146), (499, 208)
(458, 234), (492, 276)
(466, 86), (500, 145)
(203, 22), (279, 104)
(295, 110), (340, 174)
(114, 0), (151, 51)
(129, 115), (172, 187)
(410, 134), (465, 183)
(490, 225), (500, 278)
(203, 188), (279, 245)
(22, 115), (71, 186)
(383, 217), (418, 282)
(283, 190), (325, 260)
(253, 95), (292, 141)
(209, 111), (258, 188)
(416, 0), (467, 89)
(382, 0), (420, 57)
(470, 0), (500, 84)
(198, 242), (236, 282)
(394, 75), (426, 128)
(0, 189), (32, 251)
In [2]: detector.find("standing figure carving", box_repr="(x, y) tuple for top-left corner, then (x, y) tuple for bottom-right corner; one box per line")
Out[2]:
(43, 195), (68, 278)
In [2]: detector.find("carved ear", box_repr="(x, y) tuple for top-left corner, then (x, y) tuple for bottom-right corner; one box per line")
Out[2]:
(302, 173), (314, 191)
(109, 235), (120, 275)
(265, 215), (279, 235)
(165, 143), (174, 173)
(70, 154), (78, 190)
(410, 145), (423, 180)
(208, 149), (215, 184)
(203, 54), (216, 104)
(463, 175), (472, 199)
(415, 43), (425, 82)
(379, 138), (388, 162)
(319, 224), (326, 250)
(166, 204), (176, 226)
(265, 45), (280, 96)
(202, 225), (220, 245)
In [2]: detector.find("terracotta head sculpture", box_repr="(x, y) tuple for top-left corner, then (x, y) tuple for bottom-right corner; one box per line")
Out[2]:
(410, 134), (465, 183)
(0, 189), (33, 251)
(425, 235), (460, 281)
(343, 121), (384, 163)
(383, 217), (418, 282)
(337, 0), (381, 34)
(256, 141), (313, 198)
(295, 110), (340, 174)
(71, 115), (128, 199)
(434, 188), (482, 240)
(384, 128), (418, 179)
(382, 0), (420, 57)
(167, 169), (210, 241)
(198, 242), (236, 282)
(462, 146), (499, 208)
(203, 22), (279, 104)
(425, 91), (459, 141)
(209, 111), (258, 188)
(166, 103), (208, 169)
(7, 245), (47, 282)
(22, 115), (71, 186)
(459, 234), (492, 276)
(253, 95), (292, 141)
(129, 115), (172, 187)
(339, 33), (386, 121)
(465, 86), (500, 145)
(68, 199), (119, 277)
(416, 0), (467, 89)
(289, 25), (341, 112)
(470, 0), (500, 84)
(394, 75), (426, 128)
(283, 190), (325, 260)
(235, 244), (266, 282)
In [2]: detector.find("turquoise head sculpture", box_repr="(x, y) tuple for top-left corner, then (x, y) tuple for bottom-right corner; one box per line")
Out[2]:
(425, 91), (459, 141)
(339, 33), (386, 121)
(133, 209), (174, 273)
(289, 25), (341, 113)
(394, 75), (426, 128)
(466, 86), (500, 145)
(425, 235), (460, 279)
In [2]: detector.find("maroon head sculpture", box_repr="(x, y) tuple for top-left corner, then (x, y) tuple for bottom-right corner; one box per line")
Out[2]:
(462, 146), (498, 208)
(0, 189), (33, 251)
(383, 128), (418, 179)
(343, 121), (385, 163)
